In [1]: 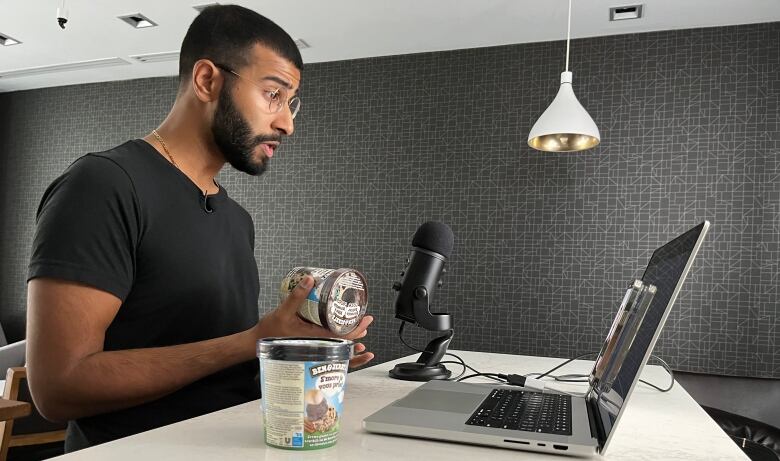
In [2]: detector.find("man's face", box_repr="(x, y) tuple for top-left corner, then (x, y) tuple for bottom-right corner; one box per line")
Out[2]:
(211, 45), (301, 176)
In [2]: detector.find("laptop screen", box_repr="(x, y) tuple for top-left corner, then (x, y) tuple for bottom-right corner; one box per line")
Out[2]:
(591, 222), (708, 448)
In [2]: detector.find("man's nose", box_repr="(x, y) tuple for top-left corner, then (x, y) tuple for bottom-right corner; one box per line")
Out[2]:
(271, 106), (294, 136)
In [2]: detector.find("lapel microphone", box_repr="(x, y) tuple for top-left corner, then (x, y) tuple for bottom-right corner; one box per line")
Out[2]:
(203, 194), (214, 213)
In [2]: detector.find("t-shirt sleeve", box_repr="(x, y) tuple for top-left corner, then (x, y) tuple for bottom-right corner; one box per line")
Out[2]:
(28, 154), (140, 301)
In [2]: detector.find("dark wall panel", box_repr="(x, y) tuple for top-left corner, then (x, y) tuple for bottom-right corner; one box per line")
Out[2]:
(0, 22), (777, 377)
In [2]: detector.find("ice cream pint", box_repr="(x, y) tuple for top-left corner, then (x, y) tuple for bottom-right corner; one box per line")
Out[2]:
(280, 267), (368, 336)
(257, 338), (354, 450)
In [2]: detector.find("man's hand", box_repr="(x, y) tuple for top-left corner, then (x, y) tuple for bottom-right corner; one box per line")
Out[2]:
(254, 275), (375, 368)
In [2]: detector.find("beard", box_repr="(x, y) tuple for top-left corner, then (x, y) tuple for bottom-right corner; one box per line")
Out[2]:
(211, 84), (280, 176)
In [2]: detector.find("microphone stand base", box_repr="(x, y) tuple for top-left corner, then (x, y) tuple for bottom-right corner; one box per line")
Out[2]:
(389, 362), (452, 381)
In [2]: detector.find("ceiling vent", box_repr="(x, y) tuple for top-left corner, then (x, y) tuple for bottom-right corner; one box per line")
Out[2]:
(130, 51), (180, 63)
(609, 5), (643, 21)
(294, 39), (311, 49)
(0, 33), (21, 46)
(118, 13), (158, 29)
(0, 57), (130, 79)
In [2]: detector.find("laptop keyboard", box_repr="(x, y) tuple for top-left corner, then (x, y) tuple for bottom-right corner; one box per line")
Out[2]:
(465, 389), (572, 435)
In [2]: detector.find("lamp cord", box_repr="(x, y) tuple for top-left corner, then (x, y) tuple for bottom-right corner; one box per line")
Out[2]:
(565, 0), (572, 72)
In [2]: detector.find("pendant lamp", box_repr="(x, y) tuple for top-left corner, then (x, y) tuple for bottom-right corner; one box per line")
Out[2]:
(528, 0), (600, 152)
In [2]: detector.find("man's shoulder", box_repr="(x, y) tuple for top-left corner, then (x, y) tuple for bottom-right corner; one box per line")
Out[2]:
(48, 140), (156, 204)
(68, 139), (165, 192)
(35, 142), (143, 226)
(87, 139), (153, 171)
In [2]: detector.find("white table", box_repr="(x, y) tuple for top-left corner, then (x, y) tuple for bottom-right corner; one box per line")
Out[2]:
(51, 350), (748, 460)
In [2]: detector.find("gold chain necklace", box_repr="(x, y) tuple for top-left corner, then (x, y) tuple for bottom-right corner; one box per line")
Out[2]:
(151, 129), (179, 169)
(151, 129), (216, 198)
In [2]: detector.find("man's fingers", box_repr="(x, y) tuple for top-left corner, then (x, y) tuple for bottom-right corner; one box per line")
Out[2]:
(348, 343), (373, 368)
(288, 312), (335, 337)
(349, 351), (375, 369)
(281, 275), (314, 312)
(295, 323), (331, 338)
(341, 315), (373, 340)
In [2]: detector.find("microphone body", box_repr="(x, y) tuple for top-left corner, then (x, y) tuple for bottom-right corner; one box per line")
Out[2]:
(392, 222), (454, 331)
(390, 222), (454, 381)
(394, 247), (447, 326)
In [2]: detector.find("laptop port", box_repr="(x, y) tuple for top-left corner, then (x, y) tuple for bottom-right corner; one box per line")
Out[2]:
(537, 443), (546, 447)
(503, 439), (530, 445)
(553, 444), (569, 451)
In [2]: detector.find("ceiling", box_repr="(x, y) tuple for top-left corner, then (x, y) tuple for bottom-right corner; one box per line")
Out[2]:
(1, 0), (779, 93)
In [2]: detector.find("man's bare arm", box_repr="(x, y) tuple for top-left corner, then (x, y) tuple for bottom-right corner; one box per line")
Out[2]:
(25, 277), (278, 422)
(26, 275), (373, 423)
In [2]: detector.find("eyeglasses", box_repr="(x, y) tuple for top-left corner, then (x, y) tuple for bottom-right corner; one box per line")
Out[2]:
(214, 63), (301, 120)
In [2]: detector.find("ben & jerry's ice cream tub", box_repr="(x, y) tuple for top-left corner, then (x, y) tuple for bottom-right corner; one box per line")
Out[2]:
(280, 267), (368, 336)
(257, 338), (354, 450)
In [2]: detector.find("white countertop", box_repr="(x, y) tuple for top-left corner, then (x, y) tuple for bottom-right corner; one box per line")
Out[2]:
(51, 350), (748, 460)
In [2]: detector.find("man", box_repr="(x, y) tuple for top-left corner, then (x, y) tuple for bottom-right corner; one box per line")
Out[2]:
(25, 5), (374, 452)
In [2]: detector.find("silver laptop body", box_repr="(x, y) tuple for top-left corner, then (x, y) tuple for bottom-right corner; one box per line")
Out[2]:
(364, 221), (710, 457)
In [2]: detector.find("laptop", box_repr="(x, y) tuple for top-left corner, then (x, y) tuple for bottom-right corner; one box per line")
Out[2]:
(363, 221), (710, 456)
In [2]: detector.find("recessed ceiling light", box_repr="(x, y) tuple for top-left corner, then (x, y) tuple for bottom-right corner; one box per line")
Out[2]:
(294, 39), (310, 49)
(0, 33), (21, 46)
(130, 51), (180, 64)
(0, 57), (130, 79)
(118, 13), (158, 29)
(609, 5), (643, 21)
(193, 3), (219, 13)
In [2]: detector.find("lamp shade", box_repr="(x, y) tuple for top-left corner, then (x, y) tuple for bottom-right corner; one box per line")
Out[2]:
(528, 71), (600, 152)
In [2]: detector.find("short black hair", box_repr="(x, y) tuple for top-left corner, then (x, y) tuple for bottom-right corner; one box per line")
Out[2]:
(178, 5), (303, 84)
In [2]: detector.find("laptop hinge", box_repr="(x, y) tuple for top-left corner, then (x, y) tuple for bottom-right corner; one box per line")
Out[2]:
(586, 391), (607, 451)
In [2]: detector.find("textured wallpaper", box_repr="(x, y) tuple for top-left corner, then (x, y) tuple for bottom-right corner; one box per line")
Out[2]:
(0, 22), (777, 378)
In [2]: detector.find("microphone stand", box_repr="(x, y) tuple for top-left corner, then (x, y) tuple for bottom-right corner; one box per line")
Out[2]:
(390, 287), (454, 381)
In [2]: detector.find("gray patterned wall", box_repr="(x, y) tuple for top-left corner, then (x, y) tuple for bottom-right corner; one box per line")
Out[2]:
(1, 22), (778, 378)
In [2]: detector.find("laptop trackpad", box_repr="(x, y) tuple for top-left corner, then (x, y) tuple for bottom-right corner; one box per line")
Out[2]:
(394, 390), (483, 414)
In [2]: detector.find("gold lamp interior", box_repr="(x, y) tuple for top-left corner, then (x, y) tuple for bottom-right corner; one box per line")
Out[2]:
(528, 133), (600, 152)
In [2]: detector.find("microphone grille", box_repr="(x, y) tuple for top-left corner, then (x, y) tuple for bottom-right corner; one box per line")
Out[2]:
(412, 221), (454, 258)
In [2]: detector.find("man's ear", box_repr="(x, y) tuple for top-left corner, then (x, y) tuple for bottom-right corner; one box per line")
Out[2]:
(190, 59), (224, 103)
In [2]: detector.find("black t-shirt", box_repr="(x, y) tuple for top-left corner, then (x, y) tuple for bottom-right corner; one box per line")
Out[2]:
(28, 139), (261, 451)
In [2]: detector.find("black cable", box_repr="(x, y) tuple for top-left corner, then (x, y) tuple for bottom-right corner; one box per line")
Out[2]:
(441, 352), (469, 380)
(438, 361), (466, 380)
(399, 322), (674, 392)
(440, 360), (505, 383)
(398, 320), (504, 383)
(533, 352), (599, 379)
(530, 354), (675, 392)
(398, 321), (425, 353)
(444, 352), (470, 375)
(553, 374), (589, 382)
(641, 355), (674, 392)
(399, 322), (488, 381)
(456, 372), (507, 383)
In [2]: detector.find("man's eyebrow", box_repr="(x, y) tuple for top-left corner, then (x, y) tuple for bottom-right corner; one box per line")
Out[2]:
(261, 75), (292, 89)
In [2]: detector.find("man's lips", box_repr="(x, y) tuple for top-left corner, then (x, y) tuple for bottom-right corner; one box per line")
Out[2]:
(260, 142), (278, 158)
